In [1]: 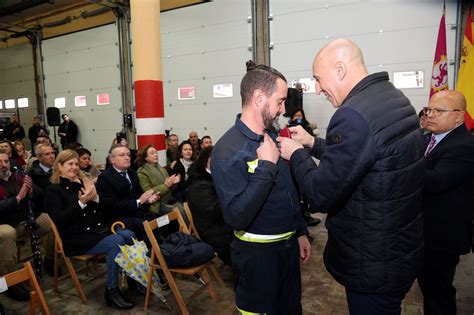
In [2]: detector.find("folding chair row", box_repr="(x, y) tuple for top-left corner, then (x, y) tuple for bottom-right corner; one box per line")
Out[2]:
(1, 261), (50, 315)
(143, 207), (225, 315)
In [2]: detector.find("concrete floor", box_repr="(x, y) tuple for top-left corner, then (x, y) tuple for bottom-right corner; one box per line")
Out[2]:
(1, 213), (473, 314)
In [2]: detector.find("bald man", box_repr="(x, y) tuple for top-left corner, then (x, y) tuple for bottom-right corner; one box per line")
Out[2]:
(418, 90), (474, 315)
(279, 39), (425, 314)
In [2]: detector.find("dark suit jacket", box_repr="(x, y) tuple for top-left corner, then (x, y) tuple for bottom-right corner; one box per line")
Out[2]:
(423, 124), (474, 255)
(96, 166), (150, 225)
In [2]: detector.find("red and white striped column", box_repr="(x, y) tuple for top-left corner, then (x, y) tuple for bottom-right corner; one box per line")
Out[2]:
(130, 0), (166, 165)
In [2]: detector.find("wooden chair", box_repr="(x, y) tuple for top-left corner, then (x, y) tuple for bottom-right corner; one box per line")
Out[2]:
(183, 202), (225, 288)
(1, 261), (50, 315)
(47, 215), (102, 304)
(143, 208), (222, 314)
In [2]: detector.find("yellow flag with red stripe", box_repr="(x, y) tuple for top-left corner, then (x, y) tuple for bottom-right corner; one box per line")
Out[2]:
(457, 7), (474, 130)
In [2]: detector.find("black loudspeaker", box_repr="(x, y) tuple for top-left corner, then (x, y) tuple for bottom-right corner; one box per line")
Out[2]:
(46, 107), (61, 126)
(284, 88), (303, 118)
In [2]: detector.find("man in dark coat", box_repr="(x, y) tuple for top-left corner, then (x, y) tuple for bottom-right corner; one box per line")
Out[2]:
(417, 90), (474, 315)
(57, 114), (79, 149)
(279, 38), (425, 314)
(96, 144), (159, 239)
(4, 114), (25, 142)
(28, 117), (48, 149)
(0, 150), (54, 301)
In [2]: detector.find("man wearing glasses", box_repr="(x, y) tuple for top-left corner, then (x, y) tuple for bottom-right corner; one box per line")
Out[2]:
(97, 144), (159, 239)
(418, 90), (474, 315)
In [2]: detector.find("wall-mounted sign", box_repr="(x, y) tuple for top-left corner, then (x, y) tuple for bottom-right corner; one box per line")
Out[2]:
(97, 93), (110, 105)
(75, 96), (87, 107)
(291, 78), (316, 93)
(213, 83), (233, 98)
(54, 97), (66, 108)
(393, 71), (424, 89)
(178, 86), (196, 100)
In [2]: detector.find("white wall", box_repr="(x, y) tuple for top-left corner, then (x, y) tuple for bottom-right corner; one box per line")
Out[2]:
(160, 0), (252, 144)
(42, 24), (122, 162)
(270, 0), (458, 138)
(0, 43), (39, 148)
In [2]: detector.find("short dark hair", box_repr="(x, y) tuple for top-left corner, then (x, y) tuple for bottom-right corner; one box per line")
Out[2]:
(201, 135), (211, 141)
(240, 60), (287, 106)
(194, 146), (213, 173)
(76, 147), (92, 157)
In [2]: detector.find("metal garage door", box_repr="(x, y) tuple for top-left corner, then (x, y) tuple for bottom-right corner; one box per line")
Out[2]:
(42, 23), (122, 163)
(270, 0), (457, 137)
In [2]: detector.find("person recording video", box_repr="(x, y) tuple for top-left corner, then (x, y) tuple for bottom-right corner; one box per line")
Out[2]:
(287, 108), (315, 136)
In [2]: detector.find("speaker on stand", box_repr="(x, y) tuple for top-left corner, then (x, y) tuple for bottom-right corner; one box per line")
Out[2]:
(46, 107), (61, 144)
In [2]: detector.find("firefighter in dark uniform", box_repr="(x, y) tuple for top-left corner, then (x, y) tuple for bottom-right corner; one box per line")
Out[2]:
(211, 61), (311, 315)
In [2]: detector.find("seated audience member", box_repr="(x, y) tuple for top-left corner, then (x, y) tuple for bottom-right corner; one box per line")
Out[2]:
(136, 145), (182, 216)
(166, 134), (180, 166)
(200, 135), (213, 150)
(105, 136), (137, 170)
(96, 144), (159, 240)
(45, 150), (137, 310)
(0, 149), (55, 301)
(34, 132), (59, 156)
(188, 146), (232, 265)
(0, 140), (25, 171)
(28, 144), (55, 189)
(14, 140), (31, 162)
(76, 147), (101, 181)
(169, 141), (194, 202)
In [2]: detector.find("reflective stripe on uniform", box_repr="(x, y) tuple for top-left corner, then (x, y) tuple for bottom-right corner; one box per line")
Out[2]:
(236, 306), (267, 315)
(234, 230), (295, 243)
(247, 159), (259, 173)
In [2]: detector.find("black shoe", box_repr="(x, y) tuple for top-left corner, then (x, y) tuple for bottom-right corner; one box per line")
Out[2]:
(127, 277), (147, 296)
(5, 284), (30, 302)
(105, 287), (135, 310)
(44, 258), (62, 277)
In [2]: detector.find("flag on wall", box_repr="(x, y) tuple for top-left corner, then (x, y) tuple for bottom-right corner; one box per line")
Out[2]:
(457, 7), (474, 130)
(430, 5), (449, 98)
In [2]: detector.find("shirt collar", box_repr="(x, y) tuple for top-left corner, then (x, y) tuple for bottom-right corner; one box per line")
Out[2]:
(234, 114), (278, 142)
(39, 163), (51, 173)
(432, 123), (463, 144)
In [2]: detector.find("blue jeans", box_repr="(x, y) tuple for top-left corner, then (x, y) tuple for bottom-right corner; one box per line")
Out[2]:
(86, 229), (135, 288)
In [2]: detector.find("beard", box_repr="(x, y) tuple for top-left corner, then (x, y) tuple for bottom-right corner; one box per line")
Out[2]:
(262, 102), (280, 131)
(0, 169), (11, 179)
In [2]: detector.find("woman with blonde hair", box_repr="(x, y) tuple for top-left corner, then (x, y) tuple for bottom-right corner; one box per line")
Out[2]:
(45, 150), (136, 310)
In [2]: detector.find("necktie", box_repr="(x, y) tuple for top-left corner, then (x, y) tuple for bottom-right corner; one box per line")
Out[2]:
(425, 135), (436, 157)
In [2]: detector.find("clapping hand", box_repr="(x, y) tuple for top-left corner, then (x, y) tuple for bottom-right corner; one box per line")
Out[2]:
(165, 174), (181, 187)
(79, 177), (97, 204)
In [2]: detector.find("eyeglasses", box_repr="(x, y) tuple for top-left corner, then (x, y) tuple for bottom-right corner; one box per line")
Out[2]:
(423, 107), (461, 116)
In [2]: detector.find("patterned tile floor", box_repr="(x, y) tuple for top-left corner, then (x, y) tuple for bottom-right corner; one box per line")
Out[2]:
(1, 213), (473, 314)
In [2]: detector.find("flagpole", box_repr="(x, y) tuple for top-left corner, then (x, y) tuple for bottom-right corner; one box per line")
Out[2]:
(453, 0), (463, 88)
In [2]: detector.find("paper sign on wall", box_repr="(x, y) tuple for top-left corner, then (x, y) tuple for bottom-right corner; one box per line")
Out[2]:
(291, 78), (316, 94)
(75, 96), (87, 107)
(97, 93), (110, 105)
(393, 71), (424, 89)
(213, 83), (233, 98)
(178, 86), (196, 100)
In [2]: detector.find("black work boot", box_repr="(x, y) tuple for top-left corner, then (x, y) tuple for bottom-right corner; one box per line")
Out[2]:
(104, 287), (135, 310)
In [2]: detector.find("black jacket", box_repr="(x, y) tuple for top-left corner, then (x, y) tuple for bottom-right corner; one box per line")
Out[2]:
(4, 123), (25, 141)
(58, 120), (78, 147)
(291, 72), (425, 293)
(96, 166), (150, 225)
(423, 125), (474, 255)
(188, 166), (233, 241)
(45, 177), (109, 256)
